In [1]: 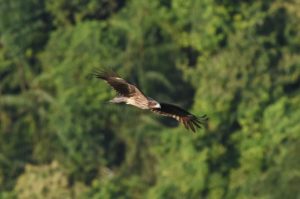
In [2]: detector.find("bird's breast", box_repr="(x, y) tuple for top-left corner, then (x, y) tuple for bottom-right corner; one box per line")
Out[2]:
(126, 97), (149, 109)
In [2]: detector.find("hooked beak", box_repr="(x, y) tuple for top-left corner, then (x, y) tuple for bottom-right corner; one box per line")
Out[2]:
(154, 103), (161, 109)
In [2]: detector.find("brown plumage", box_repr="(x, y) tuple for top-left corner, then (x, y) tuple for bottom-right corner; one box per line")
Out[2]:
(93, 69), (208, 132)
(150, 103), (208, 132)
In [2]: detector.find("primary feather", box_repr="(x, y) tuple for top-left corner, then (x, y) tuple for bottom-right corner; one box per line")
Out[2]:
(93, 70), (135, 97)
(151, 103), (208, 132)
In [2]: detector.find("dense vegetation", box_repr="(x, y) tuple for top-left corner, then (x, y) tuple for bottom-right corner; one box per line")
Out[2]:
(1, 0), (300, 198)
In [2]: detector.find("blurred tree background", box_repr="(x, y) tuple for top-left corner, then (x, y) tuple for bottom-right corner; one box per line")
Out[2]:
(0, 0), (300, 198)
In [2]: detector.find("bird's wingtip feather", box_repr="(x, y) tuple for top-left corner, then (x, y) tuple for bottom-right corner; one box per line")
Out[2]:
(91, 67), (118, 80)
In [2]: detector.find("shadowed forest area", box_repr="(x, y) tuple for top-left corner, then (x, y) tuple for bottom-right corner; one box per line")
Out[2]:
(1, 0), (300, 198)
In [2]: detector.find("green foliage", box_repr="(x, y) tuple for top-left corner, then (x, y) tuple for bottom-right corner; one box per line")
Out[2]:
(1, 0), (300, 198)
(0, 0), (48, 56)
(15, 161), (87, 198)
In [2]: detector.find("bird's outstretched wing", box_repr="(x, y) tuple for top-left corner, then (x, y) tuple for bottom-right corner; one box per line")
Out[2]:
(151, 103), (208, 132)
(93, 69), (138, 97)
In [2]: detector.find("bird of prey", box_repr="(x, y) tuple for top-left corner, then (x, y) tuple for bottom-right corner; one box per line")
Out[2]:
(93, 69), (207, 132)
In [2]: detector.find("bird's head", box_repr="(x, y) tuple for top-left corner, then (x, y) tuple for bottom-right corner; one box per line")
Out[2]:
(148, 98), (161, 109)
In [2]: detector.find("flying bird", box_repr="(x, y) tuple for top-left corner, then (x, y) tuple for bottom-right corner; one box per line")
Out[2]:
(93, 69), (207, 132)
